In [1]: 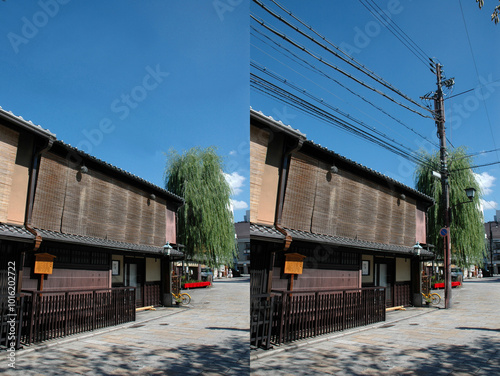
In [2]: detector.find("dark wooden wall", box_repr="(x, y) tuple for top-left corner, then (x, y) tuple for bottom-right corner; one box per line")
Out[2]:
(31, 152), (168, 246)
(281, 152), (417, 247)
(22, 267), (109, 291)
(272, 268), (360, 292)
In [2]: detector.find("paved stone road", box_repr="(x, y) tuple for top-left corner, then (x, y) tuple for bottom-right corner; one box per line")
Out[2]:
(1, 276), (249, 375)
(251, 277), (500, 375)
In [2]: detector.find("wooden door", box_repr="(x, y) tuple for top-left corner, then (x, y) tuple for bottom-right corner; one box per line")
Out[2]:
(375, 259), (395, 307)
(125, 259), (145, 307)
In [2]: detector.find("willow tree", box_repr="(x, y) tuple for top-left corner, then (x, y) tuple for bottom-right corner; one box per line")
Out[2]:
(414, 147), (485, 268)
(164, 146), (236, 269)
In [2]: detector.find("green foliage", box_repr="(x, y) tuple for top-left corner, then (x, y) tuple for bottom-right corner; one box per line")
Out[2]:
(477, 0), (500, 24)
(164, 146), (236, 269)
(414, 147), (485, 268)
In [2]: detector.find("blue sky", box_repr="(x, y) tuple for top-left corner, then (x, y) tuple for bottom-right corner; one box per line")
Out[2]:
(0, 0), (249, 221)
(251, 0), (500, 222)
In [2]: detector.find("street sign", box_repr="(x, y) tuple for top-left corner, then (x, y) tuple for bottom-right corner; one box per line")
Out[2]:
(439, 227), (449, 237)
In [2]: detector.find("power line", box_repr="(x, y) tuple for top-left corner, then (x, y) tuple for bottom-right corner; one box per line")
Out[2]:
(359, 0), (430, 68)
(250, 13), (433, 119)
(449, 147), (500, 163)
(251, 73), (436, 168)
(250, 27), (439, 149)
(458, 0), (500, 163)
(445, 77), (500, 100)
(449, 161), (500, 173)
(253, 0), (432, 114)
(251, 63), (429, 161)
(266, 0), (426, 98)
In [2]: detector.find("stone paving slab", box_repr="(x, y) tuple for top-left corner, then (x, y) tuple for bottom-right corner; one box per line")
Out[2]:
(251, 277), (500, 375)
(1, 276), (250, 375)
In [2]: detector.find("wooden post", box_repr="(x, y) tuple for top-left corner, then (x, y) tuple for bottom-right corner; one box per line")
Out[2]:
(38, 274), (45, 292)
(64, 291), (68, 336)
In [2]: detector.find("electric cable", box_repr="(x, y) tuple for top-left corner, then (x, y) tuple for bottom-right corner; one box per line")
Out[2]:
(252, 0), (432, 114)
(251, 26), (439, 149)
(251, 14), (433, 119)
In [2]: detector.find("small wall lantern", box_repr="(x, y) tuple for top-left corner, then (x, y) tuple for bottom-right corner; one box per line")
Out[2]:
(163, 242), (173, 256)
(413, 242), (423, 256)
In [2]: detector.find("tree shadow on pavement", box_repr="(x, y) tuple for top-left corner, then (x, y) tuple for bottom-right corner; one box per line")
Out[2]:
(4, 335), (249, 376)
(251, 336), (500, 375)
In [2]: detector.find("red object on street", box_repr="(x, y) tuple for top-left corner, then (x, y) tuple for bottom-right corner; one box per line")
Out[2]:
(433, 281), (461, 289)
(183, 281), (211, 289)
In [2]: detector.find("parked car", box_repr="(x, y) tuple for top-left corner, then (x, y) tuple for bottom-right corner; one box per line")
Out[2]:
(200, 267), (213, 281)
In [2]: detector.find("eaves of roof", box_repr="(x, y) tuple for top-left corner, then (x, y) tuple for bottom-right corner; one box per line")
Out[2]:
(0, 106), (182, 205)
(0, 223), (184, 258)
(302, 140), (434, 204)
(250, 108), (307, 140)
(250, 108), (434, 205)
(53, 140), (184, 205)
(250, 223), (434, 259)
(0, 223), (35, 242)
(36, 227), (184, 257)
(0, 106), (56, 140)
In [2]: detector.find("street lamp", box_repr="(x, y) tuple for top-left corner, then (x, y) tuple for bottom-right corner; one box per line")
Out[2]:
(465, 187), (476, 201)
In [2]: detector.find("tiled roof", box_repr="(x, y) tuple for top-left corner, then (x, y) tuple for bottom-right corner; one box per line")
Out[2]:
(0, 223), (183, 258)
(55, 141), (184, 204)
(250, 108), (307, 139)
(0, 106), (182, 204)
(36, 227), (184, 257)
(250, 108), (434, 204)
(250, 223), (285, 240)
(303, 140), (434, 203)
(250, 223), (434, 258)
(0, 106), (56, 138)
(0, 223), (35, 241)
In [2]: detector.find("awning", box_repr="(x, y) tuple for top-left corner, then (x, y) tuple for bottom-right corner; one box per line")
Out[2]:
(251, 223), (434, 259)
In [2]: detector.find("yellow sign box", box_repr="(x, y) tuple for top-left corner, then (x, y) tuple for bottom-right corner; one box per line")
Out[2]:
(34, 253), (56, 275)
(284, 253), (306, 275)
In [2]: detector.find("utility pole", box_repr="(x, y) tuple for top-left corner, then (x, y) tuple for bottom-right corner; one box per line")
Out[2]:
(434, 63), (452, 309)
(423, 62), (452, 308)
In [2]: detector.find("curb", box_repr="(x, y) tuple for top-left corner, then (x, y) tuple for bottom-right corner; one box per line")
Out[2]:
(250, 308), (438, 361)
(16, 307), (188, 355)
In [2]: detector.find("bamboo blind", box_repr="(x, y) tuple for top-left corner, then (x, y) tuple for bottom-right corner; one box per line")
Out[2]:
(31, 152), (168, 247)
(282, 152), (417, 247)
(250, 125), (270, 223)
(281, 152), (318, 231)
(0, 125), (18, 222)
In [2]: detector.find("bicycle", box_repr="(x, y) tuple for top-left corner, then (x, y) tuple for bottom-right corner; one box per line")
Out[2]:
(171, 291), (191, 305)
(421, 291), (441, 305)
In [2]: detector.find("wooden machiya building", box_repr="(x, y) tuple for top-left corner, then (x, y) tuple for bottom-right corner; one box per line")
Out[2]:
(0, 107), (184, 348)
(250, 109), (435, 349)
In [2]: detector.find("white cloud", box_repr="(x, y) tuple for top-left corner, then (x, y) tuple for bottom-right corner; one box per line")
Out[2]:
(480, 199), (498, 211)
(229, 150), (237, 156)
(231, 199), (248, 210)
(474, 172), (495, 195)
(224, 171), (245, 195)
